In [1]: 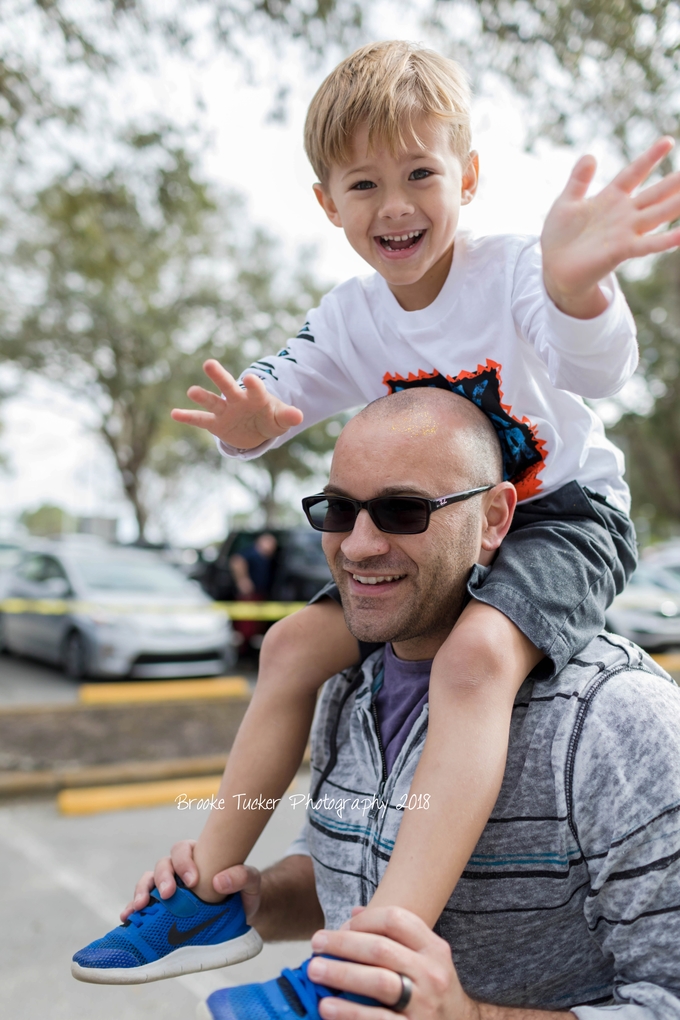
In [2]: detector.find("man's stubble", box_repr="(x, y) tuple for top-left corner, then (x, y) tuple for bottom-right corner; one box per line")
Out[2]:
(330, 512), (480, 647)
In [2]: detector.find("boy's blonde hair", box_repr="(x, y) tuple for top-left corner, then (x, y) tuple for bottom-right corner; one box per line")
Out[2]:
(304, 41), (471, 183)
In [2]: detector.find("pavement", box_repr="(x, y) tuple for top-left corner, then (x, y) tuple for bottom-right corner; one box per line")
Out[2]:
(0, 653), (80, 705)
(0, 652), (309, 1018)
(0, 651), (258, 707)
(0, 775), (313, 1020)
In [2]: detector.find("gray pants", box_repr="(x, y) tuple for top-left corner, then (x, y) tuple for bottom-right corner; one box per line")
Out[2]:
(311, 481), (637, 678)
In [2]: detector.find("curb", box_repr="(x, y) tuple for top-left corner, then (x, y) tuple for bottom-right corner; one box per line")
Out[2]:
(0, 754), (228, 799)
(78, 676), (251, 705)
(58, 774), (224, 816)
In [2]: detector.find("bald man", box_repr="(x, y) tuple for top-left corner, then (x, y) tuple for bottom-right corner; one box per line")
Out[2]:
(138, 390), (680, 1020)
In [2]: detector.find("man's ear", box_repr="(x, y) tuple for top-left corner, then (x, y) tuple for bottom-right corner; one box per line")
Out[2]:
(479, 482), (516, 560)
(313, 183), (343, 228)
(461, 151), (479, 206)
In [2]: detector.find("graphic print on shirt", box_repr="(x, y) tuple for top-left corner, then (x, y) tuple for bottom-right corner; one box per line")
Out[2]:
(248, 322), (315, 382)
(383, 360), (547, 501)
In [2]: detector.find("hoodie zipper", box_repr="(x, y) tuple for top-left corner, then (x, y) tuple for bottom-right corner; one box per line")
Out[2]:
(369, 701), (388, 821)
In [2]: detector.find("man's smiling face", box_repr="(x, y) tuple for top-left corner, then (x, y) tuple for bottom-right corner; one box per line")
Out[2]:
(321, 395), (508, 660)
(313, 118), (478, 311)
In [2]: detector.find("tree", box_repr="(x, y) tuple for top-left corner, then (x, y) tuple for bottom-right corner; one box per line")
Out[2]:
(428, 0), (680, 155)
(20, 503), (74, 536)
(0, 0), (363, 143)
(610, 251), (680, 537)
(0, 131), (340, 538)
(5, 0), (680, 157)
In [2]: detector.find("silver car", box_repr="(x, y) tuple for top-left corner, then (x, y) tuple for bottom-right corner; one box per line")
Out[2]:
(0, 539), (236, 679)
(605, 562), (680, 651)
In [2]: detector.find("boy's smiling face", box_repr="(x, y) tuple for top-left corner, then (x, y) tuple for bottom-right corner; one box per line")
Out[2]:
(313, 117), (478, 311)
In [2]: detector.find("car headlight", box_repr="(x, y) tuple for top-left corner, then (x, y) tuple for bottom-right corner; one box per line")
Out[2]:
(89, 612), (122, 628)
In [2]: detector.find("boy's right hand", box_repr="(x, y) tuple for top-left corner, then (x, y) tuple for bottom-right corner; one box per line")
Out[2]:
(171, 359), (304, 450)
(121, 839), (263, 924)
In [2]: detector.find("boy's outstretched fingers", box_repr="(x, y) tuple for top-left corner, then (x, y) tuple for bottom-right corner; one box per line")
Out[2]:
(612, 135), (675, 194)
(560, 154), (597, 202)
(171, 356), (303, 446)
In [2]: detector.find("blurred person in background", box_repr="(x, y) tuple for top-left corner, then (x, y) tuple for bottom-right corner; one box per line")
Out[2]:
(230, 533), (278, 652)
(229, 533), (278, 600)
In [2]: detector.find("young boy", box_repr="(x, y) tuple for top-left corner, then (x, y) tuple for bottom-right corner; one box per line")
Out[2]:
(73, 40), (680, 994)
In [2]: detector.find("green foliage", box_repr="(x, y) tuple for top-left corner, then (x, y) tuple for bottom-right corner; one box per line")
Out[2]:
(611, 253), (680, 538)
(20, 503), (74, 536)
(0, 132), (341, 536)
(430, 0), (680, 154)
(0, 0), (362, 140)
(5, 0), (680, 154)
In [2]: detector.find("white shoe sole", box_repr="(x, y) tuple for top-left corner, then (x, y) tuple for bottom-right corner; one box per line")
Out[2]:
(71, 926), (263, 985)
(196, 1003), (214, 1020)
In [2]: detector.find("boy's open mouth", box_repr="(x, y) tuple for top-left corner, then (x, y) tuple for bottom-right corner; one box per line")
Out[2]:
(377, 230), (425, 253)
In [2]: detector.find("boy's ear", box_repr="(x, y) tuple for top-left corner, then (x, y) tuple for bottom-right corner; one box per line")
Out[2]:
(313, 183), (343, 228)
(461, 151), (479, 206)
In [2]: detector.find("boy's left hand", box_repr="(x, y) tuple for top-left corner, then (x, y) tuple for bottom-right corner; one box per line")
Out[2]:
(541, 136), (680, 319)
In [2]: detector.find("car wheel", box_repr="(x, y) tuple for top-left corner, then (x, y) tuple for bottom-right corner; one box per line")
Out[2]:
(62, 631), (88, 680)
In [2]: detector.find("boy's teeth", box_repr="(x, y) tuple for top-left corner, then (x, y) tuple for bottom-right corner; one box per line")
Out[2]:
(352, 574), (404, 584)
(380, 231), (422, 241)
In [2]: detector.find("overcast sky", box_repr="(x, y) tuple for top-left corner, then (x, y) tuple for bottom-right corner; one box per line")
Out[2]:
(0, 25), (630, 545)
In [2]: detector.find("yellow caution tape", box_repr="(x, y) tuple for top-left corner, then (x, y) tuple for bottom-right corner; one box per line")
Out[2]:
(0, 599), (306, 620)
(78, 676), (251, 704)
(224, 601), (305, 620)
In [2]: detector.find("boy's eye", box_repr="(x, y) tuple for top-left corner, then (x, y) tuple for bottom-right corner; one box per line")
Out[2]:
(351, 180), (376, 191)
(409, 168), (432, 181)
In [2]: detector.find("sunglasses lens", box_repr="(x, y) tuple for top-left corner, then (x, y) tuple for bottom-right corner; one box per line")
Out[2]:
(371, 498), (429, 534)
(306, 498), (358, 532)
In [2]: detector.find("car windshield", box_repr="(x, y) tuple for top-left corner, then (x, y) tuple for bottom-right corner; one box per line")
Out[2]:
(629, 563), (680, 592)
(71, 552), (195, 594)
(0, 543), (23, 570)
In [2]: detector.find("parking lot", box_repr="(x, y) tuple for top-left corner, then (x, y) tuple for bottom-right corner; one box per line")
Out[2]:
(0, 652), (306, 1018)
(0, 654), (81, 705)
(0, 771), (312, 1019)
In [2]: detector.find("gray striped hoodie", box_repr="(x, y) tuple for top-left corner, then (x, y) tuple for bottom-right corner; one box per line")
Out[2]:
(289, 633), (680, 1020)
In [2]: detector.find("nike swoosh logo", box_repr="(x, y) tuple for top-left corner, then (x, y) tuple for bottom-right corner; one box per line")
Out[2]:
(167, 909), (231, 947)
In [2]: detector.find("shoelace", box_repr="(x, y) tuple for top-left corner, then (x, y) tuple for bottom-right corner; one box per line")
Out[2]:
(125, 894), (163, 929)
(279, 959), (336, 1015)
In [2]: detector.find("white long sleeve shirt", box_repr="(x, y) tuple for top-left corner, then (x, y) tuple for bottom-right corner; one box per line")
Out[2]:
(220, 232), (638, 511)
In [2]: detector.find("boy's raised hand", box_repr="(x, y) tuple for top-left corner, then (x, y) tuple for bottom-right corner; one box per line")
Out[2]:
(171, 359), (304, 450)
(541, 137), (680, 319)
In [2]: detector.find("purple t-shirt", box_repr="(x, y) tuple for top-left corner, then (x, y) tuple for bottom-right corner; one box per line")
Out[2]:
(374, 643), (432, 775)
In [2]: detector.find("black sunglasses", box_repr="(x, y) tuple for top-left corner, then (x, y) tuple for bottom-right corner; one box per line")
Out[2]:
(301, 485), (494, 535)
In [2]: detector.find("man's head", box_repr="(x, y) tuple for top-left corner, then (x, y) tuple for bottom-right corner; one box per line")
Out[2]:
(254, 533), (277, 558)
(305, 42), (478, 309)
(319, 389), (516, 660)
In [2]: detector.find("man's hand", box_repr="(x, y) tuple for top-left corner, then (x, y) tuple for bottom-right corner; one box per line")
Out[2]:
(307, 906), (476, 1019)
(541, 136), (680, 319)
(120, 840), (262, 924)
(171, 359), (304, 450)
(307, 906), (575, 1020)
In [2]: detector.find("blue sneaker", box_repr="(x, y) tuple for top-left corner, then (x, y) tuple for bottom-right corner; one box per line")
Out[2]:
(197, 957), (381, 1019)
(71, 882), (262, 985)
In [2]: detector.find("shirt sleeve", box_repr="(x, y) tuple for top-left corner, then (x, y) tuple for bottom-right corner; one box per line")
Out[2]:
(284, 824), (312, 859)
(217, 291), (367, 461)
(570, 667), (680, 1020)
(511, 239), (639, 399)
